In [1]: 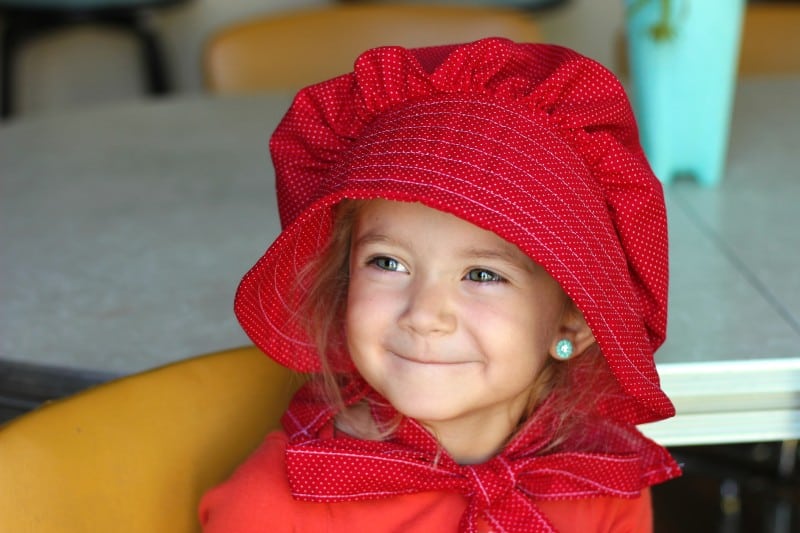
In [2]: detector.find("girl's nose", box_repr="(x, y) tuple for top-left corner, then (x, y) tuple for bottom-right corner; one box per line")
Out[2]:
(398, 278), (457, 336)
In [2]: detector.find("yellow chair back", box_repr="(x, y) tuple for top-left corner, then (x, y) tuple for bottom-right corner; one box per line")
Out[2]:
(0, 346), (298, 533)
(204, 3), (543, 94)
(738, 3), (800, 75)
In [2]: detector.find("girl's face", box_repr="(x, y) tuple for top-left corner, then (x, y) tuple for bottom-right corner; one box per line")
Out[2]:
(345, 200), (572, 463)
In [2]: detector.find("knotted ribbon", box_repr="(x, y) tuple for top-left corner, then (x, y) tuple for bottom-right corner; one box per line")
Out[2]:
(282, 380), (658, 533)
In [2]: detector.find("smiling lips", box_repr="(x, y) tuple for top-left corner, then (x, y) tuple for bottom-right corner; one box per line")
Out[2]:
(388, 349), (474, 366)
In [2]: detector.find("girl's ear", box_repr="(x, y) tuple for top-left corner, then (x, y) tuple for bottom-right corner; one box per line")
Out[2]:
(549, 301), (596, 361)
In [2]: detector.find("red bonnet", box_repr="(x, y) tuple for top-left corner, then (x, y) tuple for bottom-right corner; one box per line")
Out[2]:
(235, 38), (674, 426)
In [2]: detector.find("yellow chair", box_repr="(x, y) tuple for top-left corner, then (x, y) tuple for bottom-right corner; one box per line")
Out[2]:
(204, 3), (543, 94)
(0, 345), (299, 533)
(737, 2), (800, 75)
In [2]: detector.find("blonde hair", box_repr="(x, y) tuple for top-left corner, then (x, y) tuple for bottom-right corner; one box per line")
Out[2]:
(295, 199), (608, 451)
(295, 201), (362, 421)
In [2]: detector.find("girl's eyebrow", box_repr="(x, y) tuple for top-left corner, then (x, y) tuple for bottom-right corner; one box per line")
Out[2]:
(460, 246), (534, 271)
(352, 232), (412, 251)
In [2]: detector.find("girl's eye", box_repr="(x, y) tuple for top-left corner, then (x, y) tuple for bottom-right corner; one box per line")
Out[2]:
(465, 269), (504, 283)
(368, 256), (406, 272)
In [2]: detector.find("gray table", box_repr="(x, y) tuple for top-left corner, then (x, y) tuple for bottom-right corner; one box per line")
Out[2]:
(639, 77), (800, 446)
(1, 94), (291, 373)
(2, 80), (799, 446)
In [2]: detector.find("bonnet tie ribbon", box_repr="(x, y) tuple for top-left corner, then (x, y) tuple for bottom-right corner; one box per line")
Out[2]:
(282, 383), (644, 532)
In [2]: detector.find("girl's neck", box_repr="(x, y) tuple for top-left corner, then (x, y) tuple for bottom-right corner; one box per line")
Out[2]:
(419, 415), (519, 465)
(335, 401), (521, 465)
(333, 402), (383, 440)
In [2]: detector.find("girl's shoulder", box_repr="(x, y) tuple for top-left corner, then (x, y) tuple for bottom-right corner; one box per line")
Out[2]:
(199, 431), (297, 533)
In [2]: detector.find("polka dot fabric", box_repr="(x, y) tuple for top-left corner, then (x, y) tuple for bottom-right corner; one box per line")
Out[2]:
(236, 37), (673, 424)
(282, 379), (679, 532)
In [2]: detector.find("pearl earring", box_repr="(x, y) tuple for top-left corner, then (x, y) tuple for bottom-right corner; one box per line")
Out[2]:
(555, 339), (574, 360)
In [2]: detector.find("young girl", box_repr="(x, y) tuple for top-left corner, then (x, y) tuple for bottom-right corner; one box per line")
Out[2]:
(200, 38), (681, 532)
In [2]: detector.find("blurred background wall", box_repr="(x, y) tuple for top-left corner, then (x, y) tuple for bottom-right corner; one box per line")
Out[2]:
(1, 0), (624, 117)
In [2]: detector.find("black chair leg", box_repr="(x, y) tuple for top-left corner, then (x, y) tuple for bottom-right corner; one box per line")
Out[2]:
(132, 10), (170, 95)
(1, 11), (58, 119)
(1, 20), (18, 119)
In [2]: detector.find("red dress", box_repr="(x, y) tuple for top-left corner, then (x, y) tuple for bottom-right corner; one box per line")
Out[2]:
(200, 430), (653, 533)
